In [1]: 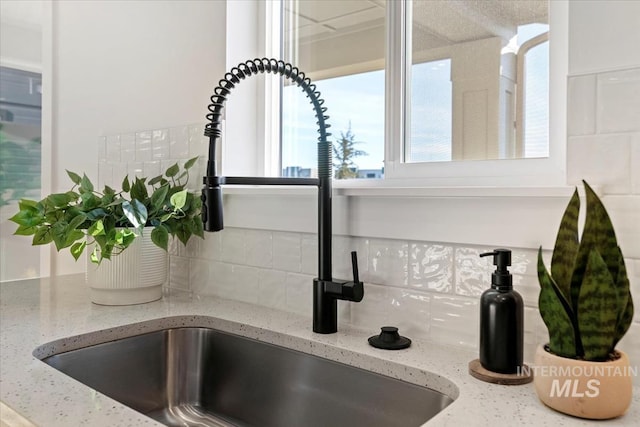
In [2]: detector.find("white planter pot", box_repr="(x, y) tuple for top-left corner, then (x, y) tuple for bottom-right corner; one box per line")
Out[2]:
(533, 344), (633, 420)
(86, 231), (167, 305)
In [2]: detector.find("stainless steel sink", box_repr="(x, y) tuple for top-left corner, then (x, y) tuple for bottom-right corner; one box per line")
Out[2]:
(42, 327), (453, 427)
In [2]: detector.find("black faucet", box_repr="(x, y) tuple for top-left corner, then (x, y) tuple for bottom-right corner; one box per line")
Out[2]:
(201, 58), (364, 334)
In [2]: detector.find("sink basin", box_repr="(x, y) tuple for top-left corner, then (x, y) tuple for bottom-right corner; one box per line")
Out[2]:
(41, 327), (453, 427)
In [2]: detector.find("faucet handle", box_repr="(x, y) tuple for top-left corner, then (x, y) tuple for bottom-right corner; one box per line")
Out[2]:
(351, 251), (360, 284)
(316, 251), (364, 302)
(344, 251), (364, 302)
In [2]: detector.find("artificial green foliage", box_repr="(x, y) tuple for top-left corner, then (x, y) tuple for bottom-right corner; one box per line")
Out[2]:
(10, 157), (204, 264)
(537, 181), (634, 361)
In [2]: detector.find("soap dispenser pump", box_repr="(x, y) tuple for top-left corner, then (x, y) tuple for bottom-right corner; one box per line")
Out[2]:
(478, 249), (523, 374)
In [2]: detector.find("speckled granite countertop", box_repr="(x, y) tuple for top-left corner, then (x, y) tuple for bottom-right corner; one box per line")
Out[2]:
(1, 275), (638, 426)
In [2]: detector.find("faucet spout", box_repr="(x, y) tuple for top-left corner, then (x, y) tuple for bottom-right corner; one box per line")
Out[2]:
(201, 58), (363, 334)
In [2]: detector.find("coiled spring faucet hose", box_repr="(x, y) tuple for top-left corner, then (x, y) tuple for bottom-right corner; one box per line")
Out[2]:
(204, 58), (332, 178)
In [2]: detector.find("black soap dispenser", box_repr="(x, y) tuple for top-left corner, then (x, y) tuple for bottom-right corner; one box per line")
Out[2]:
(478, 249), (523, 374)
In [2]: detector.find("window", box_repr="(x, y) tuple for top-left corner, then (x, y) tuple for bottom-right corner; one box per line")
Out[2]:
(0, 67), (42, 281)
(273, 0), (562, 186)
(281, 0), (386, 180)
(407, 58), (452, 162)
(282, 70), (385, 178)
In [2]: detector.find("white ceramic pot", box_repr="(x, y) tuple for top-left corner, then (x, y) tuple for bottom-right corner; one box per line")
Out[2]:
(533, 344), (633, 420)
(86, 231), (167, 305)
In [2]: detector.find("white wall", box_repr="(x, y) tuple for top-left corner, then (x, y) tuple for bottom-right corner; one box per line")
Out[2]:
(0, 0), (43, 71)
(0, 23), (41, 71)
(50, 0), (227, 275)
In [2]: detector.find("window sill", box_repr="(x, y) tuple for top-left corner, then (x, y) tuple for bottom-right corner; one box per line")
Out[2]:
(220, 183), (580, 249)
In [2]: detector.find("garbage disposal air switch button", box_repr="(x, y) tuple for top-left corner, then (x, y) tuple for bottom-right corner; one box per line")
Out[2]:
(368, 326), (412, 350)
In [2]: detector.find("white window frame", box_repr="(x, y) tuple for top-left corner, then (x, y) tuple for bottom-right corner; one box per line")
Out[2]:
(263, 0), (568, 188)
(0, 0), (53, 278)
(515, 31), (550, 158)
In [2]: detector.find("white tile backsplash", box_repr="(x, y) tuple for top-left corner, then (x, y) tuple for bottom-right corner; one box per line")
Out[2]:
(188, 258), (208, 293)
(129, 161), (144, 177)
(97, 162), (111, 190)
(333, 236), (368, 281)
(567, 133), (631, 194)
(409, 243), (453, 293)
(350, 283), (391, 330)
(512, 248), (543, 308)
(454, 246), (493, 297)
(188, 124), (207, 155)
(245, 229), (272, 268)
(514, 274), (541, 308)
(169, 126), (190, 159)
(220, 228), (246, 264)
(285, 272), (313, 316)
(368, 238), (408, 287)
(510, 249), (537, 276)
(331, 235), (353, 279)
(387, 287), (431, 341)
(185, 235), (202, 258)
(105, 135), (121, 162)
(169, 256), (189, 290)
(143, 160), (162, 180)
(135, 131), (152, 162)
(430, 294), (479, 350)
(632, 134), (640, 194)
(201, 232), (222, 261)
(603, 195), (640, 259)
(628, 258), (640, 324)
(120, 133), (136, 160)
(597, 68), (640, 133)
(524, 307), (541, 364)
(300, 233), (318, 275)
(111, 162), (128, 187)
(272, 232), (302, 273)
(257, 269), (287, 310)
(206, 262), (234, 298)
(97, 136), (107, 161)
(207, 262), (260, 303)
(231, 265), (260, 304)
(152, 129), (170, 160)
(567, 74), (596, 136)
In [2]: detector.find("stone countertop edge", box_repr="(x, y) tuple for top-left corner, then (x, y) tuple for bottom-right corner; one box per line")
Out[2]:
(1, 275), (638, 427)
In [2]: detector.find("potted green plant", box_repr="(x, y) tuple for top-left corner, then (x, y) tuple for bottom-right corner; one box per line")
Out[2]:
(536, 180), (634, 419)
(10, 157), (204, 305)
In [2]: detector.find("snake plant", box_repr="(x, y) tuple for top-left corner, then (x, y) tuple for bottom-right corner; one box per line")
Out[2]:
(537, 181), (633, 361)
